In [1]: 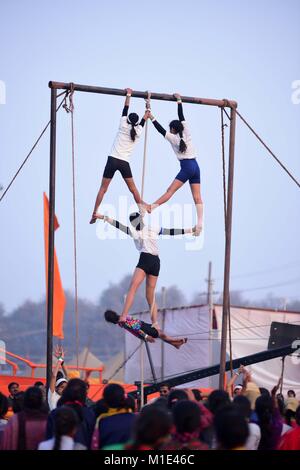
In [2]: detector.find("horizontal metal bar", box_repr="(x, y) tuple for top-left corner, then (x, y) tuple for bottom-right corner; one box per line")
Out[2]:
(49, 81), (237, 108)
(129, 343), (299, 398)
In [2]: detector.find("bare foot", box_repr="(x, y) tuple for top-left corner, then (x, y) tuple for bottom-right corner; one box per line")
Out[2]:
(173, 338), (188, 349)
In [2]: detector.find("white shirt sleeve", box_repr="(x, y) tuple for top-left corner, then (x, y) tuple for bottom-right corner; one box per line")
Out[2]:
(182, 121), (191, 138)
(165, 132), (179, 145)
(130, 226), (139, 240)
(135, 125), (144, 137)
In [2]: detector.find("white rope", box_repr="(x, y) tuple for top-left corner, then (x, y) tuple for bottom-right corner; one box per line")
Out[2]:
(140, 91), (151, 201)
(139, 91), (154, 407)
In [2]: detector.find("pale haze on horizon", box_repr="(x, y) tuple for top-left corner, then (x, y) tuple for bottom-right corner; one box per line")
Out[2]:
(0, 0), (300, 313)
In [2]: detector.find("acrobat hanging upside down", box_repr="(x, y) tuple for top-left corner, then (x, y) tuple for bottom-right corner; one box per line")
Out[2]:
(104, 310), (187, 349)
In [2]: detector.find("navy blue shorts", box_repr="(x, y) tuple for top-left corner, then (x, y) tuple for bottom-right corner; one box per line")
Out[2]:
(175, 158), (201, 185)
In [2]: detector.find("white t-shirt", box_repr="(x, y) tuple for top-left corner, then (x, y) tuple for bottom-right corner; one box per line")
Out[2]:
(48, 389), (61, 411)
(38, 435), (86, 450)
(110, 117), (144, 162)
(165, 121), (197, 161)
(245, 422), (261, 450)
(131, 225), (161, 256)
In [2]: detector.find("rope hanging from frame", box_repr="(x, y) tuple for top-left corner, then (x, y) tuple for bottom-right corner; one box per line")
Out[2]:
(64, 84), (80, 370)
(0, 92), (68, 203)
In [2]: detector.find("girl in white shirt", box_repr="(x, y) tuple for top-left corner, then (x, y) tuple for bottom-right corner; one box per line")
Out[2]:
(90, 88), (150, 224)
(96, 212), (194, 325)
(149, 94), (203, 236)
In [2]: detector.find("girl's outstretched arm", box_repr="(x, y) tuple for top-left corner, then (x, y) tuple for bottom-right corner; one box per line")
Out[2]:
(122, 87), (133, 116)
(149, 111), (167, 137)
(160, 227), (193, 236)
(174, 93), (185, 121)
(96, 214), (132, 236)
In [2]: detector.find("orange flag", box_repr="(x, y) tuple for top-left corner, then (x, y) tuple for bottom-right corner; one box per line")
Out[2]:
(43, 192), (66, 339)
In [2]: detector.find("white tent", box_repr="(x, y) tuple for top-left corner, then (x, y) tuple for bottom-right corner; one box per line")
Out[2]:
(124, 304), (300, 396)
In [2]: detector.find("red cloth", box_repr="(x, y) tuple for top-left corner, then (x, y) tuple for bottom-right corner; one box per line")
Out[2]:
(278, 426), (300, 450)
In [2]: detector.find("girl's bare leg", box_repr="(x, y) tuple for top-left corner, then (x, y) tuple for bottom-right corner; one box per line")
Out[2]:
(124, 178), (151, 213)
(90, 177), (112, 224)
(146, 274), (158, 327)
(150, 179), (184, 212)
(119, 268), (146, 322)
(190, 183), (203, 235)
(158, 330), (188, 349)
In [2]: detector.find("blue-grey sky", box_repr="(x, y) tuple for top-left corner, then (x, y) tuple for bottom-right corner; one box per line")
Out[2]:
(1, 0), (299, 313)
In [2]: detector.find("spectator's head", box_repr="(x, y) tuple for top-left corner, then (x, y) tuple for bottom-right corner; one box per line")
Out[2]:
(23, 386), (44, 412)
(12, 391), (25, 413)
(129, 212), (143, 231)
(34, 381), (44, 388)
(53, 406), (79, 450)
(0, 392), (9, 419)
(233, 385), (243, 397)
(255, 394), (273, 430)
(191, 389), (202, 402)
(104, 310), (120, 325)
(103, 383), (130, 409)
(130, 404), (172, 449)
(259, 387), (270, 397)
(60, 378), (87, 406)
(173, 400), (201, 435)
(159, 383), (171, 398)
(233, 395), (251, 420)
(207, 390), (231, 415)
(167, 389), (188, 410)
(287, 389), (296, 398)
(55, 378), (68, 396)
(34, 381), (46, 400)
(214, 405), (249, 450)
(8, 382), (19, 397)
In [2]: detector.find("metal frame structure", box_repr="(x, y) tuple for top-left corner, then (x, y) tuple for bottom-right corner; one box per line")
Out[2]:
(129, 343), (300, 400)
(46, 81), (238, 390)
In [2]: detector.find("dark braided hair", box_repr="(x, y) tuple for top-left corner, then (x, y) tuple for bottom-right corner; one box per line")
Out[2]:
(169, 119), (187, 153)
(53, 406), (79, 450)
(128, 113), (139, 141)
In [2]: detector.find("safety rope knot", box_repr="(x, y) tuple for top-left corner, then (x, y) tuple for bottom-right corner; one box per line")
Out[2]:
(145, 91), (151, 110)
(63, 83), (75, 114)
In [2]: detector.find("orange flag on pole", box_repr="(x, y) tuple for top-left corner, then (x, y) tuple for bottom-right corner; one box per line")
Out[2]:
(43, 192), (66, 339)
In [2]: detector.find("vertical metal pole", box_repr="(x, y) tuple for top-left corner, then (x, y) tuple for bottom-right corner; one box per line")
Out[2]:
(145, 341), (157, 384)
(207, 261), (212, 305)
(219, 107), (237, 390)
(46, 88), (57, 390)
(161, 287), (167, 381)
(207, 262), (214, 387)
